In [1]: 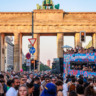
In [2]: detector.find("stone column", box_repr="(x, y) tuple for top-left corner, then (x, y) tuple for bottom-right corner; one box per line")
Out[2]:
(0, 34), (5, 71)
(75, 33), (81, 48)
(14, 33), (20, 72)
(34, 34), (40, 61)
(92, 33), (96, 49)
(19, 33), (22, 70)
(0, 34), (1, 71)
(57, 33), (64, 58)
(34, 34), (40, 71)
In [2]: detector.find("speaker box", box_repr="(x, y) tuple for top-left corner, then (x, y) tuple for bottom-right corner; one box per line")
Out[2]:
(59, 58), (63, 74)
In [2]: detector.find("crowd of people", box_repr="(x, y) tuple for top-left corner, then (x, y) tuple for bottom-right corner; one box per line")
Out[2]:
(70, 64), (96, 72)
(64, 75), (96, 96)
(64, 46), (96, 54)
(0, 71), (96, 96)
(0, 71), (63, 96)
(65, 46), (96, 72)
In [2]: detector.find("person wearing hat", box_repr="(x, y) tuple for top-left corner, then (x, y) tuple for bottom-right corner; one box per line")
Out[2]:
(40, 83), (57, 96)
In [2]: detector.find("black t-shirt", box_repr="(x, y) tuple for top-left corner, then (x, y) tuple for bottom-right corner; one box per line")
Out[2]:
(76, 84), (84, 94)
(33, 84), (40, 96)
(84, 82), (89, 90)
(0, 93), (4, 96)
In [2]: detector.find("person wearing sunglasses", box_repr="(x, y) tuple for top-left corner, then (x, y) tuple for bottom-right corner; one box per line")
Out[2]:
(20, 76), (26, 85)
(51, 77), (56, 84)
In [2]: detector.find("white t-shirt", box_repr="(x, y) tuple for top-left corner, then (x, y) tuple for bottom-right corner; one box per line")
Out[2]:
(63, 83), (68, 96)
(6, 87), (18, 96)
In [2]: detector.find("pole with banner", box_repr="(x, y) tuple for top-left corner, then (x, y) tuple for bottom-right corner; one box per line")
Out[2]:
(28, 38), (37, 70)
(26, 59), (31, 72)
(27, 11), (37, 71)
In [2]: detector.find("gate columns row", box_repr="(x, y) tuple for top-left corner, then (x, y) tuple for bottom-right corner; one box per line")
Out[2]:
(1, 32), (96, 72)
(13, 33), (96, 71)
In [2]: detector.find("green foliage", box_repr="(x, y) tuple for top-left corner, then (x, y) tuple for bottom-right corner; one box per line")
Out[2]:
(85, 40), (92, 48)
(22, 63), (27, 71)
(40, 63), (50, 71)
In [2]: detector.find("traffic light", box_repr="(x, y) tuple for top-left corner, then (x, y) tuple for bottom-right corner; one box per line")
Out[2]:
(31, 60), (35, 64)
(80, 31), (86, 42)
(31, 60), (39, 70)
(35, 60), (38, 69)
(31, 60), (35, 70)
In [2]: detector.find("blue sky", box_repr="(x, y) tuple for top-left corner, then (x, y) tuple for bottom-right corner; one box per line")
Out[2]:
(0, 0), (95, 64)
(0, 0), (96, 12)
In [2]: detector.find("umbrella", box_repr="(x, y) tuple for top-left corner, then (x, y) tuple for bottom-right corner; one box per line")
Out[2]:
(62, 45), (72, 49)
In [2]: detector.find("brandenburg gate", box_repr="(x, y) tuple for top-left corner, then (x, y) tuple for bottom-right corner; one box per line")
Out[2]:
(0, 10), (96, 71)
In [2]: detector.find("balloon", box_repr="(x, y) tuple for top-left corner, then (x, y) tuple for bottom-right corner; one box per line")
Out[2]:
(20, 69), (23, 72)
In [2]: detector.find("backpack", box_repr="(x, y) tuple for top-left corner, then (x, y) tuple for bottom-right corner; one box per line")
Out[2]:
(69, 83), (76, 92)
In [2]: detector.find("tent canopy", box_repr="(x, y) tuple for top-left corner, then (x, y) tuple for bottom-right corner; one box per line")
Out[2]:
(62, 45), (72, 48)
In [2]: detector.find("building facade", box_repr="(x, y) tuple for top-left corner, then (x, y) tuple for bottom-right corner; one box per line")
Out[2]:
(22, 52), (25, 65)
(5, 36), (14, 71)
(47, 59), (51, 67)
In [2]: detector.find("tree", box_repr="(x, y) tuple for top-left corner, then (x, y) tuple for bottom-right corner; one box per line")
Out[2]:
(40, 63), (50, 71)
(22, 63), (27, 71)
(85, 40), (92, 48)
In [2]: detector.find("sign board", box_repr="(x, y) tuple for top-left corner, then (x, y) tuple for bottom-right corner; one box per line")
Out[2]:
(26, 53), (31, 59)
(26, 59), (31, 66)
(28, 38), (36, 46)
(63, 53), (96, 78)
(29, 47), (36, 54)
(28, 44), (32, 48)
(31, 55), (35, 59)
